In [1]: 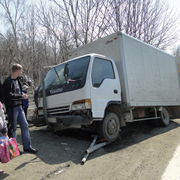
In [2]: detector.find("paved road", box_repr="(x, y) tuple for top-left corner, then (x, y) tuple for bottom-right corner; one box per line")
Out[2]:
(161, 142), (180, 180)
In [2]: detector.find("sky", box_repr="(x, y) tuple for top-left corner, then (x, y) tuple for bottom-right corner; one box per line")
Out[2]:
(168, 0), (180, 10)
(165, 0), (180, 51)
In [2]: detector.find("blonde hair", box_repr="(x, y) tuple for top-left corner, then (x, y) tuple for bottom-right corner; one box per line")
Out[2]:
(12, 64), (23, 72)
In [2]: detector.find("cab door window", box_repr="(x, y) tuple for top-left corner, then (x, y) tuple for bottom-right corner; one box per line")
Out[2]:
(92, 58), (115, 88)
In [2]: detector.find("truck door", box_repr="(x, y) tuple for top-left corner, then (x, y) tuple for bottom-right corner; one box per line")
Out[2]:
(90, 57), (121, 118)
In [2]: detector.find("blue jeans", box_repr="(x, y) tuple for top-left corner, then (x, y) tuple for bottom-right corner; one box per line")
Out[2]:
(8, 106), (31, 149)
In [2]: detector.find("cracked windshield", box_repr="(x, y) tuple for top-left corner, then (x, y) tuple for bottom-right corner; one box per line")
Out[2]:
(40, 56), (90, 97)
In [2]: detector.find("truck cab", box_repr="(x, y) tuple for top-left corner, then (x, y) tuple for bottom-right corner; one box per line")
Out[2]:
(37, 54), (122, 141)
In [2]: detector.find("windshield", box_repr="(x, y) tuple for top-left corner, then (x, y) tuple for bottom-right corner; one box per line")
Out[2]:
(39, 56), (90, 97)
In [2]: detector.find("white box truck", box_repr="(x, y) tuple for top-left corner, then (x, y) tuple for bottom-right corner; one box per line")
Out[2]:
(36, 32), (180, 141)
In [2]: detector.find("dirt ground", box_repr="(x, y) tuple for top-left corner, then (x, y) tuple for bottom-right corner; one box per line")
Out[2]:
(1, 90), (180, 180)
(1, 118), (180, 180)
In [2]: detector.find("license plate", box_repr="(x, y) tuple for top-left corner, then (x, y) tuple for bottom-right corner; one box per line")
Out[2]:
(48, 118), (57, 123)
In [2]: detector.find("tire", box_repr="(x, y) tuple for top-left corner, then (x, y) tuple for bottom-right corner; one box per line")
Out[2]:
(98, 112), (120, 142)
(157, 108), (169, 127)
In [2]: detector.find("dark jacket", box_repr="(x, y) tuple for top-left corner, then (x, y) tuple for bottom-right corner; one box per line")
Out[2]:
(0, 81), (5, 104)
(3, 76), (23, 110)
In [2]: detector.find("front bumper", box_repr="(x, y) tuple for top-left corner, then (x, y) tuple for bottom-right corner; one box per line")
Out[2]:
(48, 115), (93, 129)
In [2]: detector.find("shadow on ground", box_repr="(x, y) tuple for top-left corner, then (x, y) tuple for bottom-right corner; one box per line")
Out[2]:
(14, 120), (180, 167)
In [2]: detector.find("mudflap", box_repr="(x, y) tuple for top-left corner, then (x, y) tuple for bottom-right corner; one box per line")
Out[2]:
(169, 106), (180, 119)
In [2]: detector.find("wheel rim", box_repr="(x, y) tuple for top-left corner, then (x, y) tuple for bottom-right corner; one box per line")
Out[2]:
(107, 118), (117, 136)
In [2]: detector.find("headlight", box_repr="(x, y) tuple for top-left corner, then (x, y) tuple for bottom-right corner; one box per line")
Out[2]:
(72, 104), (85, 110)
(72, 99), (91, 111)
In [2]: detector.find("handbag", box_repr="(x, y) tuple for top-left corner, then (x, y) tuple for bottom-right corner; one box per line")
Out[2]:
(0, 138), (20, 163)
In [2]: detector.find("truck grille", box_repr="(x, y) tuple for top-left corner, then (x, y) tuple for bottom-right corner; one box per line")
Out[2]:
(47, 105), (70, 115)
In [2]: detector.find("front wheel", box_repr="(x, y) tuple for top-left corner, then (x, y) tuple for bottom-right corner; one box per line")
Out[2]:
(98, 112), (120, 142)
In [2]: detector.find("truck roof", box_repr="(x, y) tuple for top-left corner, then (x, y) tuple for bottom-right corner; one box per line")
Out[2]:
(68, 31), (175, 59)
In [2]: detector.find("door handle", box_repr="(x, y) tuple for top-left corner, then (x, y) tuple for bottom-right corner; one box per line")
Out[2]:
(114, 89), (118, 94)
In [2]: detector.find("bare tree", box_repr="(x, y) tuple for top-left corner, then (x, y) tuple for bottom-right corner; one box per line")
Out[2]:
(0, 0), (179, 85)
(0, 0), (27, 62)
(0, 32), (14, 76)
(173, 46), (180, 63)
(47, 0), (180, 51)
(45, 0), (113, 47)
(19, 4), (38, 82)
(107, 0), (180, 50)
(36, 0), (73, 64)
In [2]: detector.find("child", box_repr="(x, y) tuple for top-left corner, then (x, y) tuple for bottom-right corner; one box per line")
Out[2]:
(0, 101), (8, 174)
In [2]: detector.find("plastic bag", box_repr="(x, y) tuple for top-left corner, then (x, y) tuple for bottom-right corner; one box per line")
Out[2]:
(0, 133), (8, 144)
(0, 136), (5, 144)
(0, 138), (20, 163)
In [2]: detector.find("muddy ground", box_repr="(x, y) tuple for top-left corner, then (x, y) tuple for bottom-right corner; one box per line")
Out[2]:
(1, 90), (180, 180)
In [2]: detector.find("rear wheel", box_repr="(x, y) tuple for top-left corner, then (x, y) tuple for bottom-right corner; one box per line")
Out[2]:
(157, 108), (169, 127)
(98, 112), (120, 142)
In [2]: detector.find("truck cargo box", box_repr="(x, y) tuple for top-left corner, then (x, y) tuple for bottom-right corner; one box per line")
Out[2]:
(68, 32), (180, 107)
